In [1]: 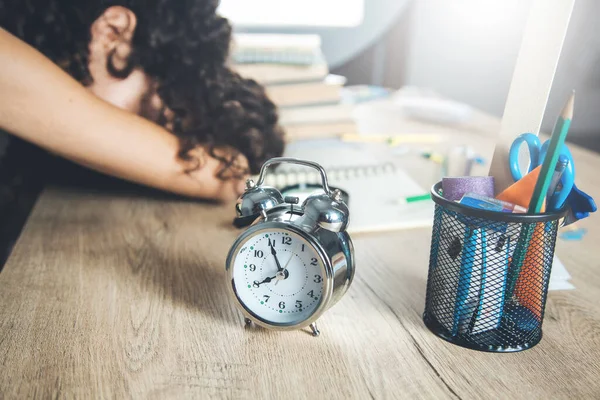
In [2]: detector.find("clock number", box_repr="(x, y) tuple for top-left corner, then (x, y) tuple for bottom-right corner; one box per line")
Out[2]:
(263, 295), (270, 303)
(254, 250), (264, 258)
(295, 300), (303, 309)
(311, 258), (318, 266)
(282, 236), (292, 245)
(252, 280), (260, 288)
(308, 290), (314, 298)
(314, 275), (322, 283)
(249, 264), (256, 272)
(301, 244), (305, 252)
(278, 301), (286, 309)
(268, 238), (275, 247)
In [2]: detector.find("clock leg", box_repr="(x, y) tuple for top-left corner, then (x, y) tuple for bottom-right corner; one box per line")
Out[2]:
(244, 318), (252, 327)
(309, 322), (320, 337)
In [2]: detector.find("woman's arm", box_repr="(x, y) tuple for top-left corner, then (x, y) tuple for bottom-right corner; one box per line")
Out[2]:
(0, 28), (246, 201)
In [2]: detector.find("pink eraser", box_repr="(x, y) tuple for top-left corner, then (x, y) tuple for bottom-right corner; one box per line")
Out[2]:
(442, 176), (495, 202)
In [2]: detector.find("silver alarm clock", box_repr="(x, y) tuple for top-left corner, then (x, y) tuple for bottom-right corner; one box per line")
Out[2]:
(226, 158), (355, 336)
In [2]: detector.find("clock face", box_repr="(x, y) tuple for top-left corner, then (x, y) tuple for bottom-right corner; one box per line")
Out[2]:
(229, 227), (327, 326)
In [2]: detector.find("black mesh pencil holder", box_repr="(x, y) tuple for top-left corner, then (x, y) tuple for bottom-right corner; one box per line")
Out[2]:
(423, 182), (567, 352)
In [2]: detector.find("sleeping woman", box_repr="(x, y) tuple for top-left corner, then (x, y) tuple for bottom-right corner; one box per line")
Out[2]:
(0, 0), (284, 201)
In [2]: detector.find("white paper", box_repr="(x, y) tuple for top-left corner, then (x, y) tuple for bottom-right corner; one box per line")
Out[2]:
(549, 255), (575, 291)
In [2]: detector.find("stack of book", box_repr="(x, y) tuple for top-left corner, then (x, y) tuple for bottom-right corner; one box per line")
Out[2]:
(231, 33), (356, 141)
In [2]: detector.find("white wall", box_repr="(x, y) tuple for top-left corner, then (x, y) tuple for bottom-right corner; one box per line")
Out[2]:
(542, 0), (600, 137)
(405, 0), (533, 117)
(404, 0), (600, 148)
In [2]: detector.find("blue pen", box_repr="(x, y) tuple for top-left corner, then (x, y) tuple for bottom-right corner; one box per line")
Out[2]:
(546, 155), (569, 210)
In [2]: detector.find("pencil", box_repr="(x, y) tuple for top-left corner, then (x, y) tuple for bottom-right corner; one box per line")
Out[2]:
(506, 92), (575, 298)
(528, 92), (574, 213)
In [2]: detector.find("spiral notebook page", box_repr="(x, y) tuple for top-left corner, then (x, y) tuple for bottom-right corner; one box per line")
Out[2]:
(338, 166), (434, 234)
(263, 164), (434, 235)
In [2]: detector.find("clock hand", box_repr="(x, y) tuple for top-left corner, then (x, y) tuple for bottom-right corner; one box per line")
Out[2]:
(282, 242), (302, 273)
(274, 243), (298, 285)
(268, 239), (284, 272)
(254, 275), (277, 287)
(275, 242), (302, 286)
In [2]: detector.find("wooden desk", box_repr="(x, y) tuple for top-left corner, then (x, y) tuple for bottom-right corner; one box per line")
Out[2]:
(1, 125), (599, 398)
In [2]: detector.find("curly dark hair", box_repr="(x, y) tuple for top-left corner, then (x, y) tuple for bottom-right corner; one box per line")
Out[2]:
(0, 0), (284, 176)
(162, 67), (284, 178)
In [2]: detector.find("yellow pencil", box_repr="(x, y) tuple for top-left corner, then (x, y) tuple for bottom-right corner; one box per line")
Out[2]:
(340, 133), (443, 146)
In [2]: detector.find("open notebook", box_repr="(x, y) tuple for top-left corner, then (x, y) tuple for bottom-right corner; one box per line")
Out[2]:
(262, 162), (434, 235)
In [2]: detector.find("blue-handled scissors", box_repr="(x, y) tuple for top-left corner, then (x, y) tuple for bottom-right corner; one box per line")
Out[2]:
(509, 133), (575, 210)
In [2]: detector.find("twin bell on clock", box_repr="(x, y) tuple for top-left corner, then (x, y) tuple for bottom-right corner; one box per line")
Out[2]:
(225, 157), (355, 337)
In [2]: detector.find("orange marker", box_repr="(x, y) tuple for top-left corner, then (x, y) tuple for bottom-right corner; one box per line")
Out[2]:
(514, 223), (545, 320)
(498, 166), (545, 318)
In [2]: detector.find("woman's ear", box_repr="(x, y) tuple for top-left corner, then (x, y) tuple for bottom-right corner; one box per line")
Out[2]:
(89, 6), (137, 78)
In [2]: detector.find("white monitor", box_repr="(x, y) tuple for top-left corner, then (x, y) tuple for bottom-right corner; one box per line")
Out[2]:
(218, 0), (364, 28)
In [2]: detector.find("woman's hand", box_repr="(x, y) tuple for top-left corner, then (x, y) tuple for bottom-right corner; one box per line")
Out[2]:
(0, 28), (247, 202)
(183, 147), (249, 202)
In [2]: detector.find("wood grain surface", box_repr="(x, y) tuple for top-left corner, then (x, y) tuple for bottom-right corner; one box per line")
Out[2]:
(1, 127), (599, 398)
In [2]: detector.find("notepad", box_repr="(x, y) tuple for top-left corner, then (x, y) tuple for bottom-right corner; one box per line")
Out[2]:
(261, 162), (433, 234)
